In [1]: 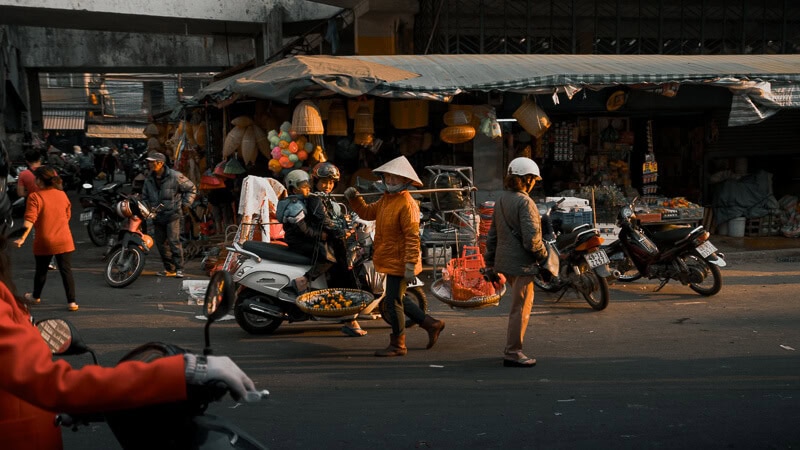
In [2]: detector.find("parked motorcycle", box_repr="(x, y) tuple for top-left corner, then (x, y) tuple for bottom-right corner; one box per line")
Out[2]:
(604, 198), (726, 295)
(37, 270), (269, 449)
(225, 215), (428, 335)
(104, 195), (159, 288)
(532, 198), (615, 311)
(79, 182), (125, 246)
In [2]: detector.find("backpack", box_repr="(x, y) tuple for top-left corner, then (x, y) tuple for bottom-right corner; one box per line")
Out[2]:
(276, 196), (307, 224)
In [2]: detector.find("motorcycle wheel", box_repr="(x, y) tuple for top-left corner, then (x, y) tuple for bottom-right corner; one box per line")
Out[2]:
(234, 290), (283, 335)
(105, 247), (145, 288)
(609, 253), (642, 282)
(87, 212), (109, 246)
(379, 286), (428, 329)
(578, 267), (610, 311)
(685, 255), (723, 296)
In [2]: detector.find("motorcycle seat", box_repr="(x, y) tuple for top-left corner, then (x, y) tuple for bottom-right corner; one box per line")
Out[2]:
(555, 226), (598, 249)
(242, 241), (312, 265)
(649, 227), (695, 245)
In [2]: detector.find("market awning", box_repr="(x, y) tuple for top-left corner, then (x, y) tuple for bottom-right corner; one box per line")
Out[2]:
(85, 123), (148, 139)
(195, 54), (420, 105)
(43, 109), (85, 130)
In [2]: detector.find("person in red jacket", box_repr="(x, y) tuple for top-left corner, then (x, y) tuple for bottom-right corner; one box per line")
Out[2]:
(344, 156), (445, 357)
(0, 235), (259, 450)
(13, 167), (78, 310)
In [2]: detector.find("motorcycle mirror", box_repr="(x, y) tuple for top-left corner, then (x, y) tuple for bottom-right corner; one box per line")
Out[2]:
(35, 319), (98, 363)
(82, 183), (93, 190)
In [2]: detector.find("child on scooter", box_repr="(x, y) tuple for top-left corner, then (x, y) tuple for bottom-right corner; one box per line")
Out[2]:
(277, 167), (364, 337)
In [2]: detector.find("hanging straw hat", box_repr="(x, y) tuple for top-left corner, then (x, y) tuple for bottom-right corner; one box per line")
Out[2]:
(372, 156), (423, 187)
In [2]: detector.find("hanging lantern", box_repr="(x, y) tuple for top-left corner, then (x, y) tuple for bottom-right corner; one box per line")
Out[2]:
(291, 100), (324, 135)
(512, 99), (551, 138)
(353, 104), (374, 134)
(440, 125), (476, 144)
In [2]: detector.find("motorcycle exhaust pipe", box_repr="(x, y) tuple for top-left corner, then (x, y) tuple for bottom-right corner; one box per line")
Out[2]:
(611, 269), (622, 279)
(239, 298), (287, 320)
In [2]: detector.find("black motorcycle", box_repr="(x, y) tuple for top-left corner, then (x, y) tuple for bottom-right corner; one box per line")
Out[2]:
(79, 182), (125, 246)
(604, 198), (726, 296)
(532, 198), (615, 311)
(37, 271), (269, 449)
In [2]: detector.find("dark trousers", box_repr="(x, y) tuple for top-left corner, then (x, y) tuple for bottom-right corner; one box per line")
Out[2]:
(33, 252), (76, 303)
(154, 217), (183, 271)
(383, 275), (426, 336)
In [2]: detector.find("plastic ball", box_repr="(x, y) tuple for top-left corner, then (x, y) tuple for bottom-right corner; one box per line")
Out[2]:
(280, 121), (292, 132)
(279, 131), (291, 142)
(288, 141), (299, 153)
(289, 130), (298, 140)
(268, 159), (282, 173)
(271, 147), (282, 159)
(297, 150), (308, 160)
(268, 130), (277, 138)
(304, 142), (314, 152)
(294, 160), (303, 168)
(279, 155), (293, 168)
(278, 140), (289, 149)
(288, 153), (299, 163)
(269, 135), (280, 146)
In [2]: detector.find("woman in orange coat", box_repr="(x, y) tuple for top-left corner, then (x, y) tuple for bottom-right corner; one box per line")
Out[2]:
(344, 156), (445, 357)
(13, 167), (79, 310)
(0, 235), (258, 450)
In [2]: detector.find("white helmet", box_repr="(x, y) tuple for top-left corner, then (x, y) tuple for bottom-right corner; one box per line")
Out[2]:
(507, 157), (542, 180)
(284, 169), (310, 191)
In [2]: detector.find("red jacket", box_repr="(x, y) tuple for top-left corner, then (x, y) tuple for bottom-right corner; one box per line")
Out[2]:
(24, 188), (75, 256)
(348, 191), (422, 277)
(0, 283), (187, 450)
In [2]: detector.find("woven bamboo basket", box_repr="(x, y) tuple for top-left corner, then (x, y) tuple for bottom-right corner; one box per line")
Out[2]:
(291, 100), (324, 135)
(143, 123), (159, 137)
(194, 122), (207, 149)
(390, 100), (429, 129)
(252, 125), (270, 156)
(354, 133), (373, 146)
(347, 98), (374, 119)
(443, 110), (472, 126)
(440, 125), (476, 144)
(326, 101), (348, 136)
(430, 279), (503, 310)
(512, 99), (551, 138)
(296, 288), (374, 317)
(353, 105), (374, 134)
(240, 126), (257, 164)
(222, 126), (245, 157)
(231, 115), (254, 128)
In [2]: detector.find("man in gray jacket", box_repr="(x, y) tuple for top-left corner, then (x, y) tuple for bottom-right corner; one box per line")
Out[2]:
(141, 152), (196, 277)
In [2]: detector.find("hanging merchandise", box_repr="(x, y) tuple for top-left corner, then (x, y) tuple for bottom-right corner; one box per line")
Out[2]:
(440, 125), (476, 144)
(443, 109), (472, 126)
(513, 98), (551, 138)
(224, 156), (247, 175)
(231, 115), (254, 128)
(194, 121), (207, 149)
(214, 161), (236, 179)
(390, 100), (429, 129)
(353, 104), (374, 134)
(240, 126), (258, 164)
(143, 123), (159, 137)
(347, 98), (374, 119)
(326, 100), (348, 136)
(223, 126), (245, 157)
(200, 171), (225, 190)
(253, 125), (270, 157)
(291, 100), (324, 135)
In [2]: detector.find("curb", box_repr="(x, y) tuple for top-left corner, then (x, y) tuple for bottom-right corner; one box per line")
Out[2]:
(720, 248), (800, 264)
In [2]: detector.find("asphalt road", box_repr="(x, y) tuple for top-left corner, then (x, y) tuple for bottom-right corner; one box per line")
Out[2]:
(8, 195), (800, 450)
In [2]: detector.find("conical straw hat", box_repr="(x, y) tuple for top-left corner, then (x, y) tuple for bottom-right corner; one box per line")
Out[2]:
(372, 156), (422, 187)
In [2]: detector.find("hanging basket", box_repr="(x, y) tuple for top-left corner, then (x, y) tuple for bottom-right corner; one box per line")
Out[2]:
(326, 101), (348, 136)
(390, 100), (429, 129)
(353, 105), (374, 134)
(240, 126), (258, 164)
(231, 115), (254, 128)
(354, 133), (373, 146)
(440, 125), (476, 144)
(513, 99), (551, 138)
(430, 279), (504, 310)
(296, 288), (374, 317)
(443, 110), (472, 126)
(291, 100), (324, 135)
(223, 126), (245, 157)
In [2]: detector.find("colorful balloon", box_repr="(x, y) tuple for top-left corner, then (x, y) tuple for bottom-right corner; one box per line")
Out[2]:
(268, 159), (282, 173)
(288, 141), (299, 153)
(297, 150), (308, 160)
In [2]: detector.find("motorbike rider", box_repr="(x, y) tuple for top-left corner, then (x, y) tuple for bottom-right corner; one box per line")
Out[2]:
(305, 162), (366, 337)
(483, 157), (548, 368)
(141, 152), (197, 278)
(343, 156), (445, 356)
(16, 150), (42, 199)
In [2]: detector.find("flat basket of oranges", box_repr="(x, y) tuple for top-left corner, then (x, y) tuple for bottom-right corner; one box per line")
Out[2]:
(296, 288), (374, 317)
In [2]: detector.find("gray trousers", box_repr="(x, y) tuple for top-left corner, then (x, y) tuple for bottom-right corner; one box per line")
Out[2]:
(153, 216), (183, 271)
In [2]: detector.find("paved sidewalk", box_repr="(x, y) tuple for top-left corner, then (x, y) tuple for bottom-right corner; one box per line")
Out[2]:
(713, 235), (800, 263)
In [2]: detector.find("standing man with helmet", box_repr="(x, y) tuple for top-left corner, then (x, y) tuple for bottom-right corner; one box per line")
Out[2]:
(141, 152), (196, 278)
(343, 156), (445, 356)
(483, 157), (548, 368)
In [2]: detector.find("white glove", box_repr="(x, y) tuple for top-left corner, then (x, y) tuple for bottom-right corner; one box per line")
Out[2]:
(185, 354), (259, 401)
(343, 187), (359, 201)
(404, 263), (416, 281)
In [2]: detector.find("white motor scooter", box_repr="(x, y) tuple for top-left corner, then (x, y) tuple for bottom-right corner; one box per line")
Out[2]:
(225, 218), (427, 335)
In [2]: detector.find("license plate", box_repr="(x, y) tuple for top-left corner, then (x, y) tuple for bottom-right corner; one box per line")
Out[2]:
(80, 211), (93, 222)
(696, 240), (717, 258)
(585, 249), (610, 268)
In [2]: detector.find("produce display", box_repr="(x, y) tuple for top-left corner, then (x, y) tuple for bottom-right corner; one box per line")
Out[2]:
(296, 288), (373, 317)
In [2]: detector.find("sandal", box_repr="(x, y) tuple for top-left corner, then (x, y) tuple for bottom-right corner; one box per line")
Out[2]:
(341, 326), (368, 337)
(503, 356), (537, 368)
(24, 293), (41, 304)
(67, 302), (79, 312)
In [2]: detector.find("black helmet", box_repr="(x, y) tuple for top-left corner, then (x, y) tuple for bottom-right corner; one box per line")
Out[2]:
(311, 162), (340, 182)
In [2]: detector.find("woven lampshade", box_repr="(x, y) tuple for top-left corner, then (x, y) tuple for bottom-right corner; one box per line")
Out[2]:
(512, 99), (551, 138)
(440, 125), (476, 144)
(354, 133), (373, 146)
(291, 100), (324, 135)
(326, 100), (348, 136)
(353, 104), (374, 134)
(443, 110), (472, 126)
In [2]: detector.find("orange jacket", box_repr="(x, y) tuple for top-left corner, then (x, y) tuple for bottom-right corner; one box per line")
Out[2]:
(0, 283), (187, 450)
(348, 191), (421, 277)
(24, 188), (75, 256)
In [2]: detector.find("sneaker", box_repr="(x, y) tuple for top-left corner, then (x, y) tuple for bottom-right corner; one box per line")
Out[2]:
(156, 270), (177, 277)
(48, 263), (57, 270)
(24, 293), (41, 304)
(175, 270), (184, 278)
(67, 302), (79, 312)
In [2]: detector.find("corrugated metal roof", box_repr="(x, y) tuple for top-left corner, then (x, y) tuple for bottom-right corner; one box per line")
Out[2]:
(349, 54), (800, 99)
(85, 124), (148, 139)
(42, 109), (86, 130)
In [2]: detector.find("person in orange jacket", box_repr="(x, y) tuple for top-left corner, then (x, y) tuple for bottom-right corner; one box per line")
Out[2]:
(0, 234), (259, 450)
(344, 156), (445, 357)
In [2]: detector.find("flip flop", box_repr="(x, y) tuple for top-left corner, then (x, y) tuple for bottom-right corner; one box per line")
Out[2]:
(503, 356), (537, 367)
(341, 326), (368, 337)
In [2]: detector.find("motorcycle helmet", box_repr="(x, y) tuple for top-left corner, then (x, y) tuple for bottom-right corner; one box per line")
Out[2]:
(311, 162), (340, 182)
(114, 199), (153, 219)
(284, 169), (310, 191)
(507, 157), (542, 180)
(115, 199), (133, 218)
